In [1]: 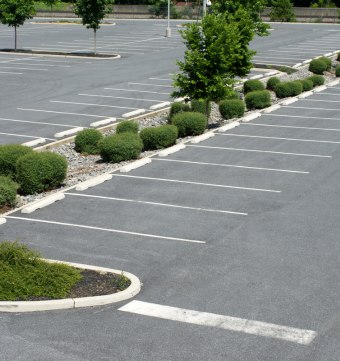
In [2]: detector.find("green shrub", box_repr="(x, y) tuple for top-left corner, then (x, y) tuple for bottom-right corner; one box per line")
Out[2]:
(171, 112), (207, 137)
(318, 56), (332, 71)
(335, 65), (340, 77)
(116, 120), (139, 134)
(308, 75), (325, 86)
(266, 76), (281, 91)
(0, 145), (33, 180)
(299, 79), (314, 91)
(0, 176), (18, 208)
(309, 58), (327, 74)
(140, 125), (178, 151)
(223, 90), (241, 100)
(169, 102), (190, 120)
(243, 79), (265, 94)
(16, 152), (67, 195)
(337, 52), (340, 62)
(99, 133), (143, 163)
(219, 99), (245, 119)
(191, 99), (211, 116)
(0, 241), (82, 301)
(74, 128), (103, 154)
(275, 81), (303, 98)
(245, 90), (271, 110)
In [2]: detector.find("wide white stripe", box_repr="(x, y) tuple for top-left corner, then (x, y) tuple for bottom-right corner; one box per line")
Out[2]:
(0, 132), (54, 140)
(0, 70), (23, 74)
(0, 116), (81, 128)
(303, 99), (340, 103)
(128, 82), (173, 88)
(50, 100), (138, 110)
(265, 113), (340, 122)
(104, 87), (170, 95)
(5, 216), (205, 244)
(244, 122), (340, 132)
(119, 301), (317, 345)
(17, 108), (106, 118)
(285, 106), (340, 111)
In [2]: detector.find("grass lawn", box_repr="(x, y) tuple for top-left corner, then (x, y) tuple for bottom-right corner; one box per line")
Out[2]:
(34, 1), (73, 11)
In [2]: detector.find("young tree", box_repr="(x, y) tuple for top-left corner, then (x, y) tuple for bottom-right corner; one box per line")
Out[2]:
(0, 0), (36, 51)
(270, 0), (296, 22)
(74, 0), (114, 55)
(43, 0), (60, 12)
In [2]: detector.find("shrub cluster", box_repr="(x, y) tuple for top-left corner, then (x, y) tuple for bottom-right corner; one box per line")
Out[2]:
(245, 90), (271, 109)
(171, 112), (207, 137)
(219, 99), (245, 119)
(0, 145), (33, 180)
(169, 102), (190, 119)
(309, 58), (328, 74)
(275, 81), (302, 98)
(299, 79), (314, 91)
(140, 125), (178, 151)
(223, 90), (241, 100)
(308, 75), (325, 86)
(74, 129), (103, 155)
(0, 176), (18, 208)
(319, 56), (332, 71)
(191, 99), (211, 116)
(116, 120), (139, 134)
(336, 65), (340, 77)
(266, 77), (281, 91)
(243, 79), (265, 94)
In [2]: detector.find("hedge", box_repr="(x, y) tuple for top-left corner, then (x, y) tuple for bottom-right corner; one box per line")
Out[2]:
(171, 112), (207, 137)
(99, 133), (143, 163)
(74, 128), (103, 154)
(275, 81), (303, 98)
(16, 152), (67, 195)
(245, 90), (271, 110)
(309, 58), (327, 74)
(318, 56), (332, 71)
(116, 120), (139, 134)
(140, 125), (178, 151)
(0, 145), (33, 180)
(308, 75), (325, 86)
(0, 176), (18, 208)
(336, 65), (340, 77)
(169, 102), (190, 120)
(219, 99), (245, 119)
(299, 79), (314, 92)
(243, 79), (265, 94)
(191, 99), (211, 116)
(266, 77), (281, 91)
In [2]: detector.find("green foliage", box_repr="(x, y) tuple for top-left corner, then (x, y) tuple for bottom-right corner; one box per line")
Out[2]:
(114, 272), (131, 291)
(0, 144), (33, 180)
(299, 79), (314, 91)
(34, 1), (69, 11)
(270, 0), (296, 22)
(245, 90), (271, 109)
(278, 66), (296, 74)
(0, 241), (82, 301)
(337, 52), (340, 62)
(219, 99), (245, 119)
(309, 58), (327, 74)
(318, 56), (332, 71)
(307, 74), (325, 86)
(149, 0), (178, 18)
(169, 102), (191, 120)
(243, 79), (265, 94)
(171, 112), (207, 137)
(74, 128), (103, 154)
(335, 65), (340, 77)
(266, 76), (281, 91)
(275, 81), (303, 98)
(223, 90), (241, 100)
(140, 125), (178, 151)
(0, 176), (18, 208)
(42, 0), (60, 10)
(191, 99), (211, 116)
(99, 133), (143, 163)
(74, 0), (113, 30)
(116, 120), (139, 134)
(16, 152), (67, 195)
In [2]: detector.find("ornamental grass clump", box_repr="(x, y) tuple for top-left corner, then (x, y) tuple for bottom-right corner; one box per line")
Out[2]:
(245, 90), (271, 110)
(171, 112), (207, 137)
(219, 99), (245, 119)
(0, 145), (33, 180)
(308, 75), (325, 87)
(0, 176), (18, 208)
(140, 125), (178, 151)
(99, 133), (143, 163)
(116, 120), (139, 134)
(243, 79), (265, 94)
(266, 76), (281, 91)
(74, 128), (103, 154)
(309, 58), (327, 74)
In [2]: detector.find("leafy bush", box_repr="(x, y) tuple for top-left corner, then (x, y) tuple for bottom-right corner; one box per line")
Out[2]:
(243, 79), (265, 94)
(219, 99), (245, 119)
(0, 241), (82, 301)
(318, 56), (332, 71)
(245, 90), (271, 110)
(336, 65), (340, 77)
(169, 102), (190, 120)
(171, 112), (207, 137)
(223, 90), (241, 100)
(191, 99), (211, 116)
(0, 145), (33, 180)
(299, 79), (314, 91)
(266, 76), (281, 91)
(116, 120), (139, 134)
(74, 128), (103, 154)
(337, 52), (340, 62)
(309, 58), (327, 74)
(308, 75), (325, 86)
(140, 125), (178, 151)
(99, 133), (143, 163)
(16, 152), (67, 195)
(0, 176), (18, 208)
(275, 81), (303, 98)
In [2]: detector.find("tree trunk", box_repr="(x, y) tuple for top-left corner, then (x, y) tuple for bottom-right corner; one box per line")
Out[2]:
(94, 29), (97, 55)
(15, 26), (17, 51)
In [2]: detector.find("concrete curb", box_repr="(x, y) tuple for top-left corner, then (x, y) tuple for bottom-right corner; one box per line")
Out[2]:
(0, 260), (141, 313)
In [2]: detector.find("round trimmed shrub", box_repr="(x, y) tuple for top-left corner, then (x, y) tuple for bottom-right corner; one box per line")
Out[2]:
(169, 102), (190, 120)
(116, 120), (139, 134)
(299, 79), (314, 91)
(319, 56), (332, 71)
(275, 81), (303, 98)
(0, 145), (33, 180)
(0, 176), (18, 208)
(99, 133), (143, 163)
(335, 65), (340, 77)
(191, 99), (211, 116)
(140, 125), (178, 151)
(219, 99), (245, 119)
(266, 77), (281, 91)
(16, 152), (67, 195)
(308, 75), (325, 87)
(245, 90), (271, 110)
(224, 90), (241, 100)
(74, 129), (103, 154)
(309, 59), (327, 74)
(171, 112), (207, 137)
(243, 79), (265, 94)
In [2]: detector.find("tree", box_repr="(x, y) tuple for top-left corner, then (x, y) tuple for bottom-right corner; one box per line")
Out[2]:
(74, 0), (114, 55)
(0, 0), (36, 51)
(270, 0), (296, 21)
(172, 13), (255, 114)
(43, 0), (60, 12)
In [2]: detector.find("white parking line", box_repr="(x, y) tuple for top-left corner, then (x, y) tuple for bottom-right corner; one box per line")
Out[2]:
(4, 62), (71, 68)
(17, 108), (107, 118)
(0, 71), (23, 75)
(149, 77), (172, 81)
(129, 82), (173, 88)
(104, 87), (170, 95)
(119, 301), (317, 345)
(155, 158), (308, 174)
(284, 106), (340, 112)
(188, 144), (331, 158)
(0, 65), (48, 71)
(219, 133), (340, 144)
(5, 216), (205, 244)
(78, 93), (163, 102)
(0, 132), (54, 140)
(265, 113), (340, 122)
(0, 117), (81, 128)
(50, 100), (138, 110)
(313, 92), (340, 96)
(65, 192), (247, 216)
(113, 174), (281, 193)
(302, 99), (340, 103)
(244, 122), (340, 132)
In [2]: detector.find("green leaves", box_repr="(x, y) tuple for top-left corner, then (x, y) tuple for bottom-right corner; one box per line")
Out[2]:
(74, 0), (114, 30)
(0, 0), (36, 27)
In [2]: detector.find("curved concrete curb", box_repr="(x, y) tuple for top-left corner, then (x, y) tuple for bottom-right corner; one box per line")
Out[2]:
(0, 260), (141, 313)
